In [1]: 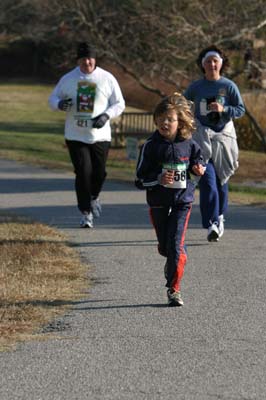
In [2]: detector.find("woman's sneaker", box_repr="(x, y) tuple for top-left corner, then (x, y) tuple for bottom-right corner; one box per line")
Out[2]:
(207, 222), (219, 242)
(91, 198), (102, 218)
(80, 212), (94, 228)
(167, 289), (184, 307)
(218, 215), (225, 238)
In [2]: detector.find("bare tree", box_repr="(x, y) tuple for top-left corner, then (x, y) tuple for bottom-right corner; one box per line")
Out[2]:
(1, 0), (266, 85)
(1, 0), (266, 148)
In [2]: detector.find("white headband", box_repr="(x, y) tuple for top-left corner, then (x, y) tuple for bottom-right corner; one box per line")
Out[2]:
(202, 51), (223, 66)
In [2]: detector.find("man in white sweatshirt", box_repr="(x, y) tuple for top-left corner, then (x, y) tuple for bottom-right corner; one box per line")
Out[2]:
(49, 42), (125, 228)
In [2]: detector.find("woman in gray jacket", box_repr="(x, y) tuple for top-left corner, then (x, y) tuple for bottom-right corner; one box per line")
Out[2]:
(184, 45), (245, 242)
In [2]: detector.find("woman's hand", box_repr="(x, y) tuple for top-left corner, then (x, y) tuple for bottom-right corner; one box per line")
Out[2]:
(192, 164), (205, 176)
(209, 101), (224, 112)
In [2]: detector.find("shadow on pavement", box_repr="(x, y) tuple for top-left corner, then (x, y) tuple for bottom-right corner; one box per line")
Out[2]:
(73, 302), (168, 311)
(1, 203), (265, 230)
(1, 159), (265, 231)
(0, 177), (74, 194)
(0, 175), (135, 194)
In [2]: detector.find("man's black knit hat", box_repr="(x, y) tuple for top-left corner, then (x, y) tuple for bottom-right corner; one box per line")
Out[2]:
(77, 42), (96, 59)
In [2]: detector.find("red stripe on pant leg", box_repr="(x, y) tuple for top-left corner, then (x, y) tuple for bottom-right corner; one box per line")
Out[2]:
(172, 253), (187, 292)
(171, 206), (192, 292)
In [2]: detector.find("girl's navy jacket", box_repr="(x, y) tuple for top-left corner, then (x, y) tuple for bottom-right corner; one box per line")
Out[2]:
(135, 130), (203, 207)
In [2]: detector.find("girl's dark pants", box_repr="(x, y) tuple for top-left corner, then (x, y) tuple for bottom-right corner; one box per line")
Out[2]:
(149, 203), (192, 292)
(66, 140), (110, 213)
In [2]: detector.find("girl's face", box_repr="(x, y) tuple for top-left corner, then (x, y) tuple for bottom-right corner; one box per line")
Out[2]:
(155, 110), (179, 141)
(202, 56), (222, 80)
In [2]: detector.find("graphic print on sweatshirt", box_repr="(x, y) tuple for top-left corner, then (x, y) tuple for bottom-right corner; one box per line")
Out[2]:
(199, 88), (226, 124)
(199, 96), (225, 116)
(73, 81), (97, 128)
(77, 81), (96, 113)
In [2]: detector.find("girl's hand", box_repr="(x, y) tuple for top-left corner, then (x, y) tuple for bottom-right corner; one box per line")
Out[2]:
(159, 170), (175, 185)
(192, 164), (205, 176)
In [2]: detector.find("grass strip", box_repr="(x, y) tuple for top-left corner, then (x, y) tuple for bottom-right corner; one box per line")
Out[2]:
(0, 214), (88, 351)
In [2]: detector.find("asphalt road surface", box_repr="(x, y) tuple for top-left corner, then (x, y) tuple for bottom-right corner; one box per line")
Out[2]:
(0, 158), (266, 400)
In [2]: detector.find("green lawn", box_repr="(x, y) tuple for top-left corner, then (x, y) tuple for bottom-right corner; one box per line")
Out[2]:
(0, 81), (137, 173)
(0, 82), (69, 166)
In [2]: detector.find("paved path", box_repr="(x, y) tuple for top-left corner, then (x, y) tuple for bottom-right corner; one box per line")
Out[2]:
(0, 158), (266, 400)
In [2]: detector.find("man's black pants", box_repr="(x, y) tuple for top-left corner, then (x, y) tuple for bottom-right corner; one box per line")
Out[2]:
(66, 140), (110, 213)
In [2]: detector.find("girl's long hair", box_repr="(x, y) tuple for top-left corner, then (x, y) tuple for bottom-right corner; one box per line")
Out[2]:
(153, 92), (195, 139)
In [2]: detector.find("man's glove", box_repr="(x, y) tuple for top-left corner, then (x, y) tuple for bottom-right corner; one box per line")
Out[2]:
(92, 113), (109, 129)
(58, 98), (73, 111)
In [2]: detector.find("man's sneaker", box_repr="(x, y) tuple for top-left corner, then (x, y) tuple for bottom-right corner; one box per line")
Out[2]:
(91, 198), (102, 218)
(218, 215), (225, 238)
(167, 289), (184, 307)
(207, 222), (219, 242)
(80, 212), (94, 228)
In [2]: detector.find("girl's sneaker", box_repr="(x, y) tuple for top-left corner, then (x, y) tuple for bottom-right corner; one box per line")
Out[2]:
(167, 289), (184, 307)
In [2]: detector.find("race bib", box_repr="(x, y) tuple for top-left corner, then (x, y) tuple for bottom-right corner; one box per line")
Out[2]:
(162, 163), (187, 189)
(75, 116), (90, 128)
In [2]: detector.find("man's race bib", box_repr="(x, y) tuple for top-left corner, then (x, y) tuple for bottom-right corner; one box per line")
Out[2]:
(75, 116), (91, 128)
(162, 163), (187, 189)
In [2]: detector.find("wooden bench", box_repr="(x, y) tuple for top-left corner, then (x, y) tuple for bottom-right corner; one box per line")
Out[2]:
(111, 112), (154, 147)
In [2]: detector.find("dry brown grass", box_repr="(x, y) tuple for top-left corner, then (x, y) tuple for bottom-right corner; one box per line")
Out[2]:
(242, 91), (266, 124)
(0, 215), (88, 351)
(232, 150), (266, 183)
